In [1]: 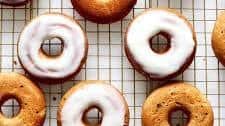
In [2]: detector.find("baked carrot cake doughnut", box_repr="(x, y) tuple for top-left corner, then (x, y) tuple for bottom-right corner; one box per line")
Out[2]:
(18, 13), (88, 83)
(0, 73), (46, 126)
(125, 9), (196, 80)
(0, 0), (29, 6)
(142, 82), (213, 126)
(57, 81), (129, 126)
(212, 11), (225, 66)
(71, 0), (137, 24)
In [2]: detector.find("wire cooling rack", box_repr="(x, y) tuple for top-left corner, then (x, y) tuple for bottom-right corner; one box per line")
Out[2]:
(0, 0), (225, 126)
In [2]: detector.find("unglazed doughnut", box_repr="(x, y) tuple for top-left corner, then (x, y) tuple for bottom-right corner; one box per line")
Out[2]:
(71, 0), (137, 24)
(0, 73), (46, 126)
(212, 11), (225, 65)
(57, 81), (129, 126)
(125, 9), (196, 80)
(18, 13), (88, 83)
(142, 82), (213, 126)
(0, 0), (29, 6)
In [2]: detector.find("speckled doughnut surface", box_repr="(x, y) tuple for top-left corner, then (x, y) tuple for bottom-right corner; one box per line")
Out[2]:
(71, 0), (137, 24)
(142, 82), (213, 126)
(0, 73), (46, 126)
(212, 11), (225, 66)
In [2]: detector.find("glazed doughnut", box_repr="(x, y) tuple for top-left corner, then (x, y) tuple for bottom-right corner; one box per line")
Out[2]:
(212, 11), (225, 65)
(0, 0), (29, 6)
(71, 0), (137, 24)
(125, 9), (196, 80)
(18, 13), (88, 83)
(57, 81), (129, 126)
(0, 73), (46, 126)
(142, 82), (213, 126)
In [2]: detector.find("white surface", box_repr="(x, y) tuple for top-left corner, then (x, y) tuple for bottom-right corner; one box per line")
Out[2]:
(0, 0), (224, 126)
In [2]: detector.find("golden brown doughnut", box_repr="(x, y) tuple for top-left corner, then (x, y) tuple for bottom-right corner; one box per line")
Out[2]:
(142, 82), (213, 126)
(71, 0), (137, 24)
(0, 73), (46, 126)
(212, 11), (225, 66)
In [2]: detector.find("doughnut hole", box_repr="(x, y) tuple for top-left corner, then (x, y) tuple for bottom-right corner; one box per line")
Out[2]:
(41, 37), (64, 58)
(0, 98), (21, 118)
(149, 32), (171, 54)
(169, 108), (190, 126)
(82, 106), (103, 126)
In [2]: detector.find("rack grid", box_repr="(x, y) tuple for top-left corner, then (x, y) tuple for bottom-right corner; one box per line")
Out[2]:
(0, 0), (224, 125)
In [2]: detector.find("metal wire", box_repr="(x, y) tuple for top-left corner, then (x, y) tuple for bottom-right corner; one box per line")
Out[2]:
(0, 0), (224, 125)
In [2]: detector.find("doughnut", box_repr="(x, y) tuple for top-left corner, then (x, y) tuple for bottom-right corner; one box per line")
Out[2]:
(142, 82), (213, 126)
(0, 73), (46, 126)
(125, 9), (196, 80)
(0, 0), (29, 6)
(57, 81), (129, 126)
(212, 11), (225, 65)
(18, 13), (88, 83)
(71, 0), (137, 24)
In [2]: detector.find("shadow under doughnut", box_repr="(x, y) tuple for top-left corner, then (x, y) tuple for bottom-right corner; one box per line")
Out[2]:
(0, 0), (29, 6)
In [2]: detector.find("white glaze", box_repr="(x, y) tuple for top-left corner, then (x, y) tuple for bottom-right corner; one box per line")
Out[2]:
(18, 14), (87, 79)
(126, 10), (195, 78)
(61, 82), (128, 126)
